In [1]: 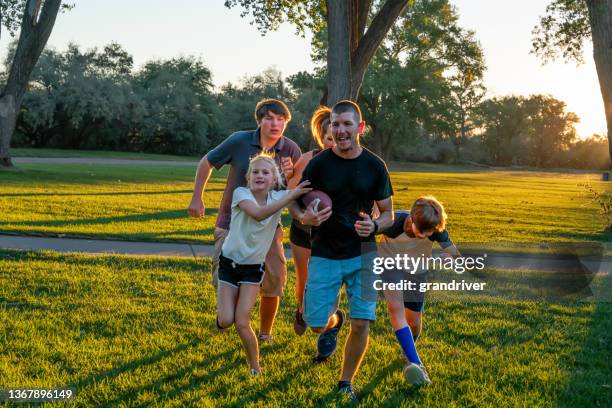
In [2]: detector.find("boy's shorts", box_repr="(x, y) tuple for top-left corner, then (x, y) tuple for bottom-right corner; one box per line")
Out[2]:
(218, 253), (265, 287)
(303, 255), (377, 327)
(382, 268), (426, 313)
(404, 301), (425, 313)
(212, 226), (286, 296)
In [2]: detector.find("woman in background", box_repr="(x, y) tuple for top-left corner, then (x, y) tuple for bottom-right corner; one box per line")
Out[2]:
(288, 106), (335, 335)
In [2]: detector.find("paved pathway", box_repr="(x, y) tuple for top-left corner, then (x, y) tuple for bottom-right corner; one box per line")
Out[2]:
(1, 234), (609, 273)
(0, 234), (295, 259)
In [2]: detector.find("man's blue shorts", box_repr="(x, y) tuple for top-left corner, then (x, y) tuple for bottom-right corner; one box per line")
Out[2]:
(303, 255), (377, 327)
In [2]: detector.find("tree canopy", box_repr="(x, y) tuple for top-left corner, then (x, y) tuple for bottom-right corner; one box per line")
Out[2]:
(531, 0), (612, 164)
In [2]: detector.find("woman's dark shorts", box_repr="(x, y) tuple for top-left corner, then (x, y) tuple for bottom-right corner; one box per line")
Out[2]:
(289, 219), (312, 249)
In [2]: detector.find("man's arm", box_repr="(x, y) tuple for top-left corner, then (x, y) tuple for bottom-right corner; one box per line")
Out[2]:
(288, 199), (332, 226)
(188, 156), (213, 217)
(355, 197), (394, 237)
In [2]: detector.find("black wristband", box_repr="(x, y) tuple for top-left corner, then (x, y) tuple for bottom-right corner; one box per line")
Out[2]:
(372, 220), (379, 235)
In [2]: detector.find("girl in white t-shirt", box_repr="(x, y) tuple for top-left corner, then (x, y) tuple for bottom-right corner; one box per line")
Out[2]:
(216, 153), (310, 376)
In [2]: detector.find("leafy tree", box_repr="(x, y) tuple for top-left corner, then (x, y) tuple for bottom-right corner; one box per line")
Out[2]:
(561, 133), (611, 168)
(475, 94), (580, 167)
(475, 96), (531, 165)
(0, 0), (67, 167)
(15, 43), (141, 150)
(531, 0), (612, 165)
(357, 0), (485, 160)
(133, 56), (222, 155)
(217, 68), (291, 133)
(285, 70), (327, 147)
(224, 0), (410, 105)
(13, 44), (221, 156)
(523, 95), (578, 167)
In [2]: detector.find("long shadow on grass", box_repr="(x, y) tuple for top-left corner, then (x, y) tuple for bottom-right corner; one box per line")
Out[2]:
(95, 347), (242, 407)
(549, 230), (612, 243)
(223, 344), (317, 406)
(101, 343), (286, 407)
(555, 301), (612, 407)
(68, 338), (202, 393)
(362, 358), (425, 407)
(0, 250), (210, 276)
(0, 210), (197, 227)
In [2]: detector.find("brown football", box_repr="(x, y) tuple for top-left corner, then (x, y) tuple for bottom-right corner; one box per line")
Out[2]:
(301, 190), (332, 211)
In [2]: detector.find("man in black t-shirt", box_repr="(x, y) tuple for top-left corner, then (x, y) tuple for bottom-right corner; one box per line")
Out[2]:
(290, 100), (394, 401)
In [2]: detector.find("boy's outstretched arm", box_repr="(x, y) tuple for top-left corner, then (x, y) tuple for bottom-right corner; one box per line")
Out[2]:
(188, 156), (213, 217)
(440, 240), (461, 258)
(374, 197), (394, 232)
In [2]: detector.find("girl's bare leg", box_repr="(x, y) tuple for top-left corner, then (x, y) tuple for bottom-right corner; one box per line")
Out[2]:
(234, 284), (261, 372)
(217, 281), (239, 328)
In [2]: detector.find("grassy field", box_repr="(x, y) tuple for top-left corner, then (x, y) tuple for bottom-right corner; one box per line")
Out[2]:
(11, 148), (198, 161)
(0, 249), (610, 407)
(1, 162), (610, 245)
(1, 159), (610, 406)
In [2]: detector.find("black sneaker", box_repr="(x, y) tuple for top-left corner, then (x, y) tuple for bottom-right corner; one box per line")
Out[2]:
(315, 309), (346, 360)
(294, 308), (307, 335)
(337, 381), (358, 403)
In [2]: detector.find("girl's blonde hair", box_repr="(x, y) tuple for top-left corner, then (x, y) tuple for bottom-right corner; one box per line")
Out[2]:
(411, 195), (447, 232)
(246, 153), (285, 190)
(310, 106), (331, 149)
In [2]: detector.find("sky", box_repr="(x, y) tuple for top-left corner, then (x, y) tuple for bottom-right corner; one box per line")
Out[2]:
(0, 0), (606, 138)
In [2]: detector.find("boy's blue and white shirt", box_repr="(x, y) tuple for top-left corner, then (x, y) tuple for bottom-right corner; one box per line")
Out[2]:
(377, 211), (454, 265)
(381, 210), (453, 247)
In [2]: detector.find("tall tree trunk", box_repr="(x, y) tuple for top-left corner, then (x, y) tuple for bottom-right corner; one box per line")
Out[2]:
(0, 0), (61, 167)
(326, 0), (351, 105)
(325, 0), (408, 106)
(586, 0), (612, 166)
(0, 94), (20, 167)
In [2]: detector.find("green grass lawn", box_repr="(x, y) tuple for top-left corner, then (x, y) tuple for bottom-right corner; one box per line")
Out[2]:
(1, 163), (610, 245)
(0, 249), (609, 407)
(11, 148), (198, 162)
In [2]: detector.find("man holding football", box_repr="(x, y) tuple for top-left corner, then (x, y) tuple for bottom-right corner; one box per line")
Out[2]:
(290, 100), (394, 402)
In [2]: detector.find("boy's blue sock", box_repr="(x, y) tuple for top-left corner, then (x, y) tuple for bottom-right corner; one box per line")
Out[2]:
(395, 326), (422, 365)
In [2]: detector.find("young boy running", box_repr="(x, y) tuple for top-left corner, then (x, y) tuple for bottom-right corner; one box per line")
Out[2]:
(379, 196), (461, 385)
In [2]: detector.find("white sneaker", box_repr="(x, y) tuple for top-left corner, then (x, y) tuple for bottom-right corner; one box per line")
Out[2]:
(257, 333), (273, 344)
(403, 363), (432, 386)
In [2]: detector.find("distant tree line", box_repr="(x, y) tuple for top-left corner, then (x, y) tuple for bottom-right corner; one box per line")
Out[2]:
(2, 1), (609, 169)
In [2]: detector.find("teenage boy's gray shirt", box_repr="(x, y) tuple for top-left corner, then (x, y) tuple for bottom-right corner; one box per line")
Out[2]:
(206, 128), (301, 230)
